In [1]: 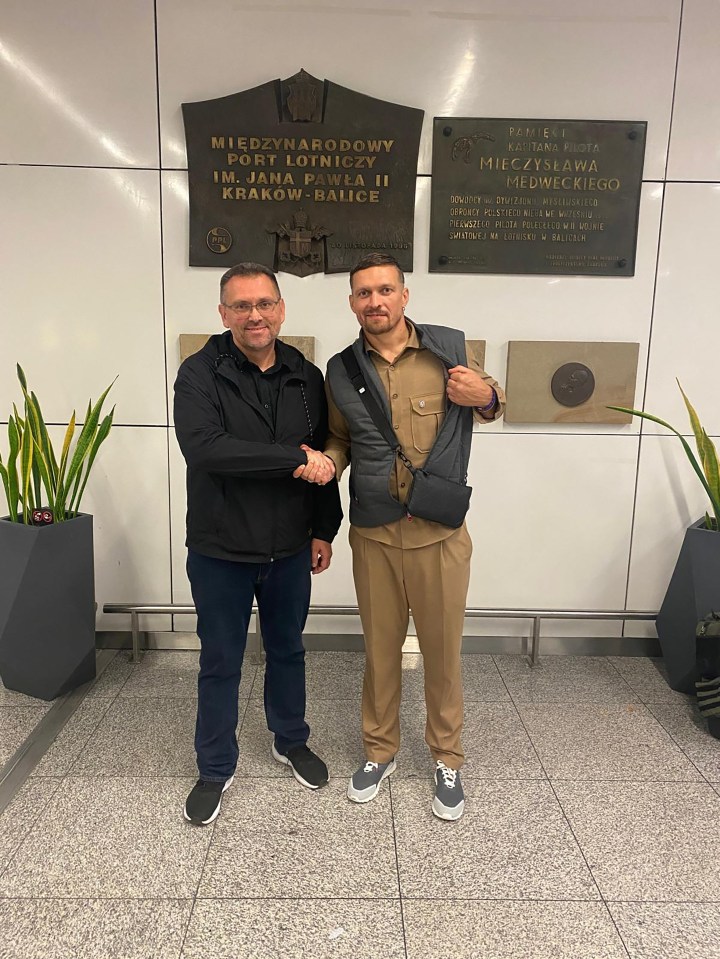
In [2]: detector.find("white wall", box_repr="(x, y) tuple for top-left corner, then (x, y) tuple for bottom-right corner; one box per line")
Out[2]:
(1, 0), (718, 638)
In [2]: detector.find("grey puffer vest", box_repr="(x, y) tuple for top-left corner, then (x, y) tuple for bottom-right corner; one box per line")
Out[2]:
(326, 323), (473, 528)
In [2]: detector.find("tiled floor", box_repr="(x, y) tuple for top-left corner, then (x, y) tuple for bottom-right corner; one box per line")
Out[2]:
(1, 650), (720, 958)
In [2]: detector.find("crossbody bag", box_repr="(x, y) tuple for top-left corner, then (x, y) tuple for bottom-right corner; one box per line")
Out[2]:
(340, 347), (472, 528)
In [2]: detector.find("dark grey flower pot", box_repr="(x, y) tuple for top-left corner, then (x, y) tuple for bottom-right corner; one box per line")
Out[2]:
(0, 513), (96, 701)
(656, 518), (720, 694)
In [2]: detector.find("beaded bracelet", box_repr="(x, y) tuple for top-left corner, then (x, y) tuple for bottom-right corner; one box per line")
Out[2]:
(475, 388), (497, 413)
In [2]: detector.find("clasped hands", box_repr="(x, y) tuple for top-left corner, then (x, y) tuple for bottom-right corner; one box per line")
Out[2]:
(293, 445), (336, 485)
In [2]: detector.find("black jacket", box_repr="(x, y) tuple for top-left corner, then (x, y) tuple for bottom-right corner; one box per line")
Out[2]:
(174, 331), (342, 562)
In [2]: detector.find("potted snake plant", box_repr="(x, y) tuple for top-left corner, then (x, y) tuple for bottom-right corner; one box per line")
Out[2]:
(609, 383), (720, 693)
(0, 365), (115, 700)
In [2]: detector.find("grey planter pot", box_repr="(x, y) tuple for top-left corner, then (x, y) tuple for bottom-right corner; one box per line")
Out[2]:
(656, 518), (720, 694)
(0, 513), (96, 700)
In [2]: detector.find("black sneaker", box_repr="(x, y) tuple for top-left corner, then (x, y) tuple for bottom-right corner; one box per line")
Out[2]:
(272, 743), (328, 789)
(183, 775), (234, 825)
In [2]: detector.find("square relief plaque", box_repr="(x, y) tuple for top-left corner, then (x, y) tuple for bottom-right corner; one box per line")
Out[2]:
(504, 341), (639, 423)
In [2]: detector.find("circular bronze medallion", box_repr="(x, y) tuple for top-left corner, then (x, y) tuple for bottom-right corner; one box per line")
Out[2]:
(206, 227), (232, 254)
(551, 362), (595, 407)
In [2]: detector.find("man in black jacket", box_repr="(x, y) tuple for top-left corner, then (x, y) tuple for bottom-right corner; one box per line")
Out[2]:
(174, 262), (342, 825)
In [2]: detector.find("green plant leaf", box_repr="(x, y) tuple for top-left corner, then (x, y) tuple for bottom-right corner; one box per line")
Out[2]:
(31, 456), (41, 510)
(30, 435), (54, 510)
(4, 368), (115, 522)
(22, 395), (43, 509)
(59, 379), (116, 510)
(70, 408), (114, 513)
(6, 418), (20, 521)
(0, 458), (12, 520)
(700, 429), (720, 527)
(12, 404), (24, 435)
(608, 404), (720, 521)
(30, 391), (58, 487)
(19, 426), (33, 524)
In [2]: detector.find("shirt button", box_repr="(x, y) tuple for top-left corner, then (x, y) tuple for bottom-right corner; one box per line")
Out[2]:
(394, 424), (399, 429)
(392, 393), (398, 399)
(389, 365), (395, 371)
(264, 403), (269, 408)
(400, 482), (406, 488)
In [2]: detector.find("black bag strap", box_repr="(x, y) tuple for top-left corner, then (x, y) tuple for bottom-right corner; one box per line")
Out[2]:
(340, 347), (415, 472)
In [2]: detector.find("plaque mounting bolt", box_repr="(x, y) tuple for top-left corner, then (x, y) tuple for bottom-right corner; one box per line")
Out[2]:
(443, 126), (452, 137)
(628, 130), (638, 140)
(617, 258), (627, 267)
(438, 255), (449, 265)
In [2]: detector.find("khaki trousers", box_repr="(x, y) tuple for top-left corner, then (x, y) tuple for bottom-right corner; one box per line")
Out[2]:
(349, 524), (472, 768)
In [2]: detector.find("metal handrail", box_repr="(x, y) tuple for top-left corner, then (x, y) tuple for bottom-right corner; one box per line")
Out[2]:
(102, 603), (657, 666)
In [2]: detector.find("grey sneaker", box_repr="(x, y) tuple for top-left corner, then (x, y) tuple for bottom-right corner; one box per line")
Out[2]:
(347, 758), (396, 803)
(432, 761), (465, 821)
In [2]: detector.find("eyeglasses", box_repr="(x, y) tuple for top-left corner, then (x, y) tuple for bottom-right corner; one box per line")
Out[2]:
(222, 298), (281, 318)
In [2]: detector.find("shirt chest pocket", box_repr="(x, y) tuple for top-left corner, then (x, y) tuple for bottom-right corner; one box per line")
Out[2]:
(410, 392), (446, 453)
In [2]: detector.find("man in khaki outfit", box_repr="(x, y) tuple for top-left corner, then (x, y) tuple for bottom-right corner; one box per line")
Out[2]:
(295, 252), (504, 820)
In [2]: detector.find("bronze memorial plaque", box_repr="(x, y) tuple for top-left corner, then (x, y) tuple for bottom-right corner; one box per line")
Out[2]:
(429, 118), (646, 276)
(504, 341), (640, 424)
(182, 70), (424, 275)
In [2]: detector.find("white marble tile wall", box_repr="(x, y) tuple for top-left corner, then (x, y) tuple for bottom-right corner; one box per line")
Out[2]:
(1, 0), (718, 641)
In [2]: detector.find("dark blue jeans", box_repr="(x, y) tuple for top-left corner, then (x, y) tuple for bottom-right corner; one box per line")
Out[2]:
(187, 546), (312, 782)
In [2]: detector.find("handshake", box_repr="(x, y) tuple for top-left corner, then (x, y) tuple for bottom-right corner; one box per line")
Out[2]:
(293, 445), (336, 486)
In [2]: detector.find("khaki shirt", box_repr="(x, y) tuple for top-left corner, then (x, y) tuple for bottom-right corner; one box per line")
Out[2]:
(325, 322), (505, 549)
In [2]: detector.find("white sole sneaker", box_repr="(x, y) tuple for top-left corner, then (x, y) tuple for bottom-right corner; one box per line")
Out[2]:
(183, 775), (234, 825)
(347, 759), (397, 803)
(271, 744), (323, 790)
(432, 795), (465, 821)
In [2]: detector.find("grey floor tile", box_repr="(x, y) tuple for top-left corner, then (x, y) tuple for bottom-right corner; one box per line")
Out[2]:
(0, 707), (48, 766)
(459, 654), (512, 702)
(253, 651), (366, 703)
(70, 698), (198, 776)
(519, 703), (702, 781)
(31, 699), (112, 777)
(199, 779), (398, 898)
(392, 779), (598, 900)
(494, 655), (638, 703)
(397, 701), (545, 780)
(0, 898), (192, 958)
(554, 780), (720, 901)
(305, 658), (364, 703)
(401, 654), (511, 703)
(255, 652), (510, 704)
(0, 779), (61, 876)
(403, 900), (627, 959)
(182, 898), (404, 959)
(120, 650), (256, 704)
(237, 700), (363, 778)
(0, 681), (53, 710)
(0, 777), (212, 898)
(608, 902), (720, 959)
(85, 650), (135, 700)
(647, 702), (720, 780)
(608, 657), (693, 704)
(303, 652), (366, 669)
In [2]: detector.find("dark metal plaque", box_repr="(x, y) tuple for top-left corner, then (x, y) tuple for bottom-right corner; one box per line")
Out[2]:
(182, 70), (424, 274)
(430, 118), (646, 276)
(551, 362), (595, 407)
